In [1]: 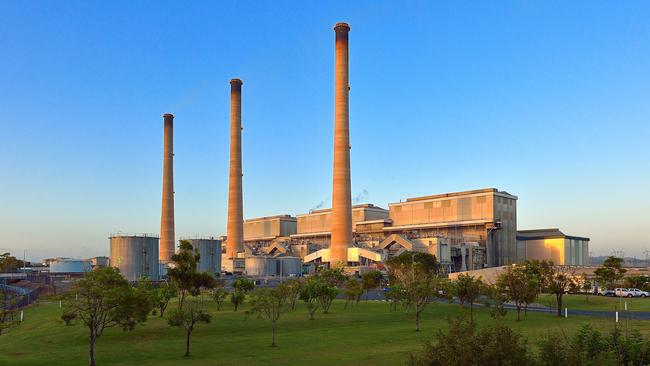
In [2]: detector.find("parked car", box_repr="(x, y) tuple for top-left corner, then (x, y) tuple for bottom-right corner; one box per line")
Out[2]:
(626, 288), (650, 298)
(598, 289), (616, 297)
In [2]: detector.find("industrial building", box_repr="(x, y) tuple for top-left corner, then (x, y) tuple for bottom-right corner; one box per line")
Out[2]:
(184, 237), (222, 275)
(109, 234), (160, 281)
(517, 228), (590, 265)
(103, 22), (590, 278)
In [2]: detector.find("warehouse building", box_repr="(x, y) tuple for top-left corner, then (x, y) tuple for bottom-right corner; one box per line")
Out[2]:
(517, 228), (590, 265)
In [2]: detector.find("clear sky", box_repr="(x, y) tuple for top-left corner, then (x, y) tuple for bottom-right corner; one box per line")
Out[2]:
(1, 1), (649, 261)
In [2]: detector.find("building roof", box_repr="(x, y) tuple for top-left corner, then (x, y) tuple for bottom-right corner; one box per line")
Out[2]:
(401, 188), (517, 203)
(244, 214), (296, 223)
(517, 228), (590, 242)
(299, 203), (387, 217)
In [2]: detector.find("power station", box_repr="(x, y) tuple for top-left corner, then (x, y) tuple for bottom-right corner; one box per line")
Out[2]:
(108, 22), (589, 280)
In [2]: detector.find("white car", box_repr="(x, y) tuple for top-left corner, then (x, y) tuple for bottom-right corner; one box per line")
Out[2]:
(615, 288), (649, 298)
(626, 288), (649, 298)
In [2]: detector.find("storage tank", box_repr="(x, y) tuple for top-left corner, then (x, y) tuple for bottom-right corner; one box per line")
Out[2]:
(185, 237), (222, 276)
(245, 256), (277, 276)
(109, 234), (160, 281)
(49, 259), (91, 273)
(277, 257), (302, 276)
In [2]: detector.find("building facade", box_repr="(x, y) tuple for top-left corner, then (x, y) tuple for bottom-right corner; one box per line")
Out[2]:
(517, 228), (590, 265)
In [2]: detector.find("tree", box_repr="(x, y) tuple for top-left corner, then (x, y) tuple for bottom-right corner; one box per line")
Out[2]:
(211, 275), (228, 311)
(283, 278), (304, 310)
(61, 267), (151, 366)
(360, 270), (383, 300)
(299, 277), (321, 320)
(167, 241), (216, 310)
(248, 286), (290, 347)
(595, 256), (627, 290)
(579, 273), (592, 302)
(407, 314), (535, 366)
(386, 252), (441, 331)
(0, 253), (25, 273)
(496, 265), (537, 321)
(543, 267), (576, 317)
(344, 278), (363, 308)
(0, 286), (23, 335)
(167, 300), (211, 357)
(212, 288), (228, 311)
(154, 281), (178, 317)
(450, 274), (483, 323)
(316, 268), (346, 287)
(315, 279), (340, 314)
(230, 277), (254, 312)
(482, 284), (508, 320)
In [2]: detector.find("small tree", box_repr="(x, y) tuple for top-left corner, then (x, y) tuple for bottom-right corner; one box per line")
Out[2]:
(544, 267), (576, 317)
(497, 265), (535, 321)
(580, 274), (592, 302)
(450, 274), (483, 323)
(167, 241), (216, 310)
(249, 286), (290, 347)
(167, 300), (211, 357)
(300, 277), (321, 320)
(283, 278), (304, 310)
(316, 281), (340, 314)
(61, 267), (151, 366)
(212, 288), (228, 311)
(155, 282), (178, 317)
(595, 256), (627, 290)
(482, 284), (507, 320)
(344, 278), (363, 308)
(361, 270), (383, 300)
(211, 275), (228, 311)
(386, 252), (441, 331)
(231, 277), (254, 312)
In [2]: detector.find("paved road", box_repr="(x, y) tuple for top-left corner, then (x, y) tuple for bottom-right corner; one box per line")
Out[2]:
(361, 289), (650, 320)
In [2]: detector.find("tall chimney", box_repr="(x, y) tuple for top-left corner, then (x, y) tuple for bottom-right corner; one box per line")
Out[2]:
(330, 22), (352, 268)
(160, 113), (175, 262)
(226, 79), (244, 259)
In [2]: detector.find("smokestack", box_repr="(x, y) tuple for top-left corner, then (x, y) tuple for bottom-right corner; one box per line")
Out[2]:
(226, 79), (244, 259)
(160, 113), (175, 262)
(330, 22), (352, 268)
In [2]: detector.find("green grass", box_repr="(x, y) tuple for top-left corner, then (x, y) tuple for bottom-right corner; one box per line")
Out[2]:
(538, 293), (650, 312)
(1, 299), (649, 366)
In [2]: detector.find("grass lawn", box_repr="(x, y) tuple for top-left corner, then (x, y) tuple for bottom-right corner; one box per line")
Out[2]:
(1, 298), (649, 366)
(537, 293), (650, 312)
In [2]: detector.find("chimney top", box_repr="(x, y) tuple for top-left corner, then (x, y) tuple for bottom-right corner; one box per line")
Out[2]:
(230, 78), (243, 86)
(334, 22), (350, 33)
(162, 113), (174, 118)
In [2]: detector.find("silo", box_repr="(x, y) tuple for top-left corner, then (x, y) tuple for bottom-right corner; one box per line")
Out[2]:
(185, 237), (222, 276)
(277, 257), (302, 277)
(49, 259), (91, 273)
(245, 256), (277, 277)
(109, 234), (160, 281)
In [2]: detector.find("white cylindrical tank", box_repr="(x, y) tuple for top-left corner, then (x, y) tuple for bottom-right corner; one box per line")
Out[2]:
(185, 238), (222, 276)
(277, 257), (302, 276)
(109, 234), (160, 281)
(49, 259), (91, 273)
(245, 256), (277, 276)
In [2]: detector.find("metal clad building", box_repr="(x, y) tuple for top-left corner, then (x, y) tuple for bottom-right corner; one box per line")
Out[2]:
(185, 238), (222, 276)
(49, 259), (91, 273)
(517, 228), (590, 265)
(109, 234), (160, 281)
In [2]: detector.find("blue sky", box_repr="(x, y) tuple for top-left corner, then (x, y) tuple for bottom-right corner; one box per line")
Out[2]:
(1, 1), (649, 260)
